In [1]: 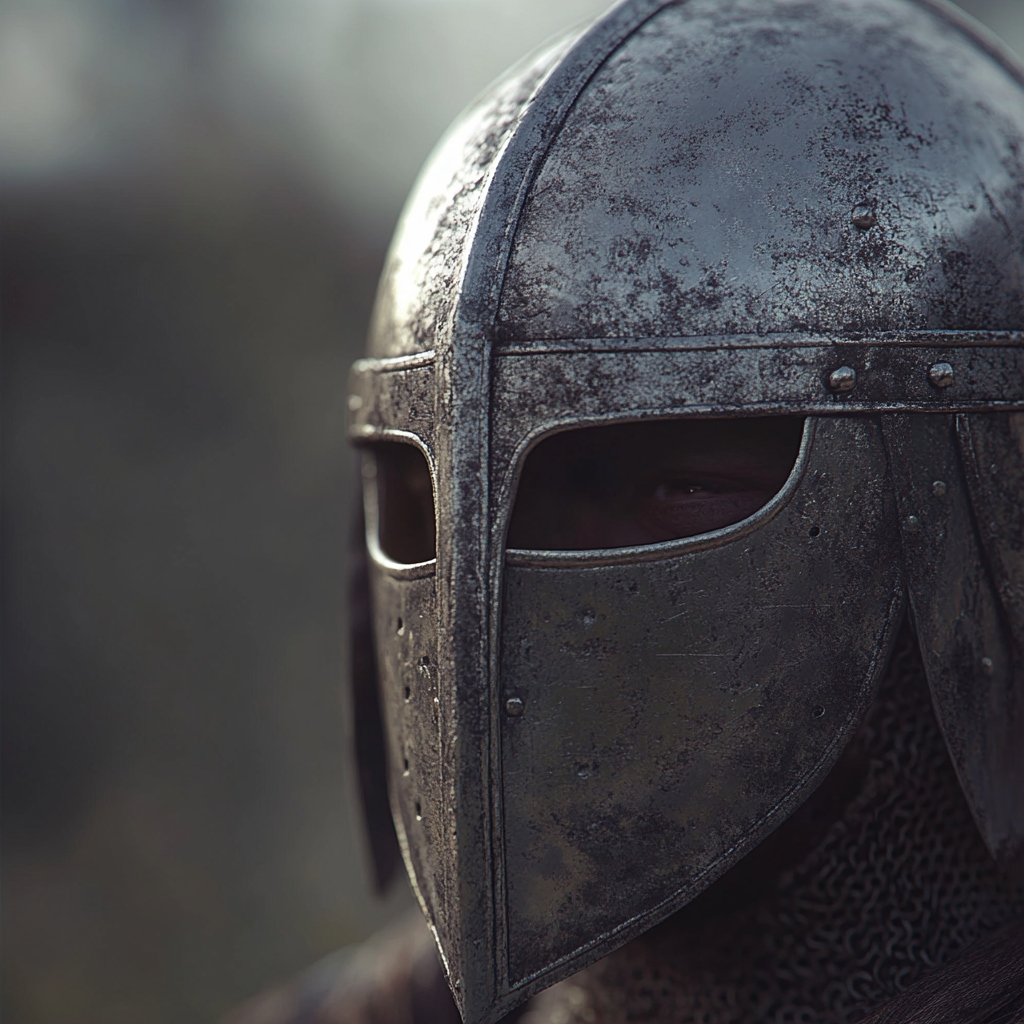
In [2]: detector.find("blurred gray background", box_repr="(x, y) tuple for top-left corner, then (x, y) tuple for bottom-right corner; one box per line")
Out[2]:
(2, 1), (1022, 1021)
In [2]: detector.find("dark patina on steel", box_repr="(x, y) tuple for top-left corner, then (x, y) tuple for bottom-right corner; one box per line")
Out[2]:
(348, 1), (1024, 1021)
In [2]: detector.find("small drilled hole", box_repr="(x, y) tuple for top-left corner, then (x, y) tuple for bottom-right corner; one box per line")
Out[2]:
(414, 801), (422, 820)
(812, 705), (826, 718)
(403, 686), (411, 700)
(403, 757), (410, 772)
(396, 617), (403, 633)
(808, 525), (821, 538)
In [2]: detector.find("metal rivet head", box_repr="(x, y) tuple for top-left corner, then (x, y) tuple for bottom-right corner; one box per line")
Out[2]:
(904, 515), (921, 533)
(347, 394), (363, 411)
(932, 480), (947, 496)
(828, 366), (857, 392)
(505, 697), (525, 717)
(851, 203), (877, 230)
(928, 362), (954, 388)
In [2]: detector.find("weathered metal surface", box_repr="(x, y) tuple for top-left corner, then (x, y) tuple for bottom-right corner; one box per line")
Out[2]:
(347, 1), (1024, 1021)
(363, 7), (685, 1021)
(961, 414), (1024, 682)
(500, 416), (903, 984)
(369, 562), (442, 921)
(367, 30), (583, 358)
(488, 339), (1024, 485)
(496, 0), (1024, 341)
(349, 481), (403, 894)
(882, 412), (1024, 868)
(349, 357), (435, 447)
(363, 453), (444, 929)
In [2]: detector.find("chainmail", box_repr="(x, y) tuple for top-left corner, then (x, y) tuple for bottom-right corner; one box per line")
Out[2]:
(520, 627), (1024, 1024)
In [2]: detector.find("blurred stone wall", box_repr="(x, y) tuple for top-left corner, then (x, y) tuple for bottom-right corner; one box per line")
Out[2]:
(2, 1), (1021, 1022)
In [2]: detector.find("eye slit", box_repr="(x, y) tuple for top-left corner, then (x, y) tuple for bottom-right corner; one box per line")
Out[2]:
(368, 442), (436, 564)
(507, 416), (804, 552)
(653, 480), (709, 500)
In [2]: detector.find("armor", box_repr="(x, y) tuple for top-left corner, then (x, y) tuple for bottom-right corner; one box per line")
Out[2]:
(347, 2), (1024, 1022)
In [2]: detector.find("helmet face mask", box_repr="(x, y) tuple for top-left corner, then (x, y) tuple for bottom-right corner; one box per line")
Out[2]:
(348, 1), (1024, 1021)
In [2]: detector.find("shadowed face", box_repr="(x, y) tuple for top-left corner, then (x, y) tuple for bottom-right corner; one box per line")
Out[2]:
(370, 417), (805, 562)
(507, 417), (805, 550)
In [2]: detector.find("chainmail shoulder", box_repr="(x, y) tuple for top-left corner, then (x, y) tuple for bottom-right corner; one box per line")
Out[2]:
(521, 628), (1024, 1024)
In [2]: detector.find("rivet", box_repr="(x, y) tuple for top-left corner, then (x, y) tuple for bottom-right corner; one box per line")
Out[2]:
(812, 705), (826, 719)
(928, 362), (954, 388)
(981, 657), (994, 677)
(347, 394), (363, 411)
(932, 480), (947, 496)
(828, 366), (857, 392)
(851, 203), (877, 230)
(905, 515), (921, 533)
(505, 696), (525, 717)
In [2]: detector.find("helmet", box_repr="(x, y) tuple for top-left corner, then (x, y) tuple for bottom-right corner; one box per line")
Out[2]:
(348, 1), (1024, 1021)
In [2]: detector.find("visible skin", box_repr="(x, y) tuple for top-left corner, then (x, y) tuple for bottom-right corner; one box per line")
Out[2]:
(507, 417), (805, 550)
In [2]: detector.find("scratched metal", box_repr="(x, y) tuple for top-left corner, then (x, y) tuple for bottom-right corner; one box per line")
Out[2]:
(881, 412), (1024, 868)
(367, 30), (583, 358)
(496, 0), (1024, 342)
(349, 358), (435, 447)
(362, 462), (445, 938)
(488, 341), (1024, 479)
(346, 0), (1024, 1021)
(961, 414), (1024, 676)
(369, 563), (444, 923)
(500, 417), (903, 982)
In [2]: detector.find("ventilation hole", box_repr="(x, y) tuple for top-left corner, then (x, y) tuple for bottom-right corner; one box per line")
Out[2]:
(808, 525), (821, 537)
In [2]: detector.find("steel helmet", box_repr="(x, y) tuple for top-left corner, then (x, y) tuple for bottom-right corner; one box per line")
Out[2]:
(348, 1), (1024, 1020)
